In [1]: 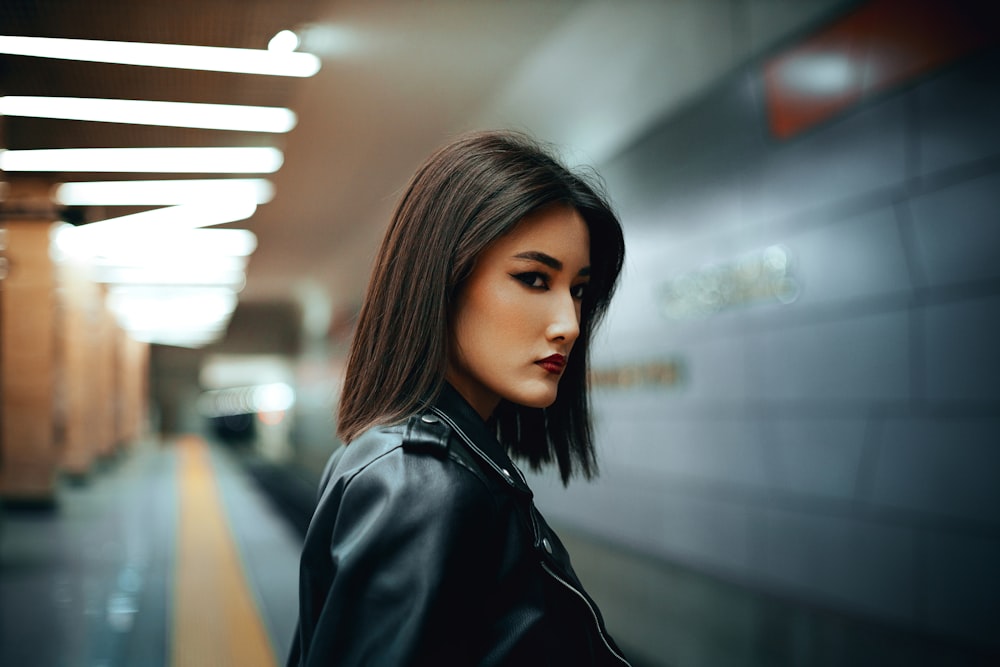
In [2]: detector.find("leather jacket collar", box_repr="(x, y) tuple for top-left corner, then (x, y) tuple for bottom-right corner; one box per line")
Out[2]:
(427, 382), (534, 497)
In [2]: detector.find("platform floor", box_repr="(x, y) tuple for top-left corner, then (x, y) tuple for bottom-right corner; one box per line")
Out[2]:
(0, 436), (301, 667)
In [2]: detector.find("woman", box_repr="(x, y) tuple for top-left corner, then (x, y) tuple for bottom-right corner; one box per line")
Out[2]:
(289, 131), (630, 666)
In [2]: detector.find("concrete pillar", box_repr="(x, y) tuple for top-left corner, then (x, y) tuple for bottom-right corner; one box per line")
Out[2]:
(58, 257), (104, 476)
(0, 179), (151, 494)
(0, 180), (61, 501)
(57, 243), (150, 473)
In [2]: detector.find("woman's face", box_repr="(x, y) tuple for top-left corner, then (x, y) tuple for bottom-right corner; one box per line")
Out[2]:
(447, 203), (591, 419)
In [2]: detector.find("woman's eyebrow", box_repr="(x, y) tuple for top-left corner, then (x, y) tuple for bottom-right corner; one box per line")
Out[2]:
(513, 251), (591, 277)
(513, 250), (562, 270)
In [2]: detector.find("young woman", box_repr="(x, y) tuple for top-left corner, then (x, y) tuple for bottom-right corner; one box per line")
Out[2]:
(288, 131), (630, 666)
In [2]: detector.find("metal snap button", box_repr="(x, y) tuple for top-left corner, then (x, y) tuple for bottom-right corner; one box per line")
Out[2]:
(542, 537), (553, 554)
(420, 414), (439, 424)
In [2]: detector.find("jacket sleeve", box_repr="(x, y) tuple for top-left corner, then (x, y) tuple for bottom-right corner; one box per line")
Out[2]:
(294, 448), (499, 666)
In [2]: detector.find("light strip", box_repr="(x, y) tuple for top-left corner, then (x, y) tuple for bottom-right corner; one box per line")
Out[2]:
(0, 35), (321, 77)
(0, 147), (283, 173)
(54, 179), (274, 205)
(107, 285), (242, 299)
(74, 200), (258, 236)
(92, 254), (248, 272)
(0, 96), (297, 132)
(95, 265), (246, 287)
(269, 31), (300, 53)
(109, 229), (258, 258)
(53, 226), (258, 265)
(109, 292), (237, 323)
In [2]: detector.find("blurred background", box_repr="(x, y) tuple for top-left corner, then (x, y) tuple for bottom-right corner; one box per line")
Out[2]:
(1, 1), (998, 665)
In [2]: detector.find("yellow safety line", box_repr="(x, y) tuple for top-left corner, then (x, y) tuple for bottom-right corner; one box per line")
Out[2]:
(172, 435), (277, 667)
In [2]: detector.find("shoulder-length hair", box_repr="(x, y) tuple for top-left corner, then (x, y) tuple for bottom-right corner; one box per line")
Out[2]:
(337, 130), (624, 484)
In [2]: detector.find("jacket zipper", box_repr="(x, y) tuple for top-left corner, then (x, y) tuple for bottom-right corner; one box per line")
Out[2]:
(432, 405), (628, 664)
(539, 561), (632, 666)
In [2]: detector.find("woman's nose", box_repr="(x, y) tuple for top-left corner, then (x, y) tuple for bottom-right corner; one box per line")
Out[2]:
(546, 294), (581, 343)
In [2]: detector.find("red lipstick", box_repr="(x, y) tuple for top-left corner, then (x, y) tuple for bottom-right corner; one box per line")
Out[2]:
(536, 354), (566, 375)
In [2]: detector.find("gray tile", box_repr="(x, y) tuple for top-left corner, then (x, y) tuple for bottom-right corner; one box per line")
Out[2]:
(602, 68), (765, 217)
(755, 509), (918, 625)
(591, 324), (666, 364)
(748, 206), (914, 306)
(908, 171), (1000, 288)
(923, 531), (1000, 648)
(591, 389), (685, 423)
(592, 336), (749, 402)
(867, 417), (1000, 526)
(598, 228), (751, 347)
(918, 49), (1000, 176)
(529, 467), (753, 577)
(627, 483), (753, 576)
(923, 295), (1000, 401)
(646, 164), (745, 238)
(741, 97), (907, 226)
(598, 414), (772, 490)
(746, 0), (848, 55)
(749, 310), (910, 402)
(769, 417), (868, 502)
(678, 336), (751, 401)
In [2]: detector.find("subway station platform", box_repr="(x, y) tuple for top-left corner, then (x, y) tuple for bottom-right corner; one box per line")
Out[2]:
(0, 436), (302, 667)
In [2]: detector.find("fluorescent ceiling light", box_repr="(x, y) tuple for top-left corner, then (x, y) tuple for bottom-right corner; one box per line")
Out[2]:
(93, 254), (248, 272)
(0, 96), (296, 132)
(116, 229), (258, 258)
(54, 227), (258, 264)
(0, 147), (283, 173)
(268, 30), (300, 53)
(125, 327), (230, 343)
(96, 229), (257, 264)
(109, 291), (237, 323)
(54, 179), (274, 206)
(95, 265), (246, 287)
(112, 310), (236, 332)
(0, 35), (320, 77)
(53, 201), (256, 261)
(107, 285), (241, 348)
(108, 284), (240, 300)
(75, 199), (258, 235)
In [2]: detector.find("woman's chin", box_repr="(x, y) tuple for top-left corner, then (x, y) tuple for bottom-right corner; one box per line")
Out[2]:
(505, 385), (559, 410)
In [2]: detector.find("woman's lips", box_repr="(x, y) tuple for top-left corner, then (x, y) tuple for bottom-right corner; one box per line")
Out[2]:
(536, 354), (566, 374)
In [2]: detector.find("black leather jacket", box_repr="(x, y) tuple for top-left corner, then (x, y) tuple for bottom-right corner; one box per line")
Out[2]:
(288, 383), (631, 666)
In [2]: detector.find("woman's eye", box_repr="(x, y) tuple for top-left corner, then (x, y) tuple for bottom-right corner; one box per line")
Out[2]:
(512, 272), (548, 289)
(570, 282), (589, 299)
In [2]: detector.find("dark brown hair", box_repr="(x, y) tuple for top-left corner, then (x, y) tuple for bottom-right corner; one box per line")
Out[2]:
(337, 130), (624, 483)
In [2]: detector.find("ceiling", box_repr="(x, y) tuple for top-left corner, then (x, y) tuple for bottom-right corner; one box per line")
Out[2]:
(0, 0), (848, 347)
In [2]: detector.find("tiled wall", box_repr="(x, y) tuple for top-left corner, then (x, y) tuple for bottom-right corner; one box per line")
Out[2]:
(527, 46), (1000, 651)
